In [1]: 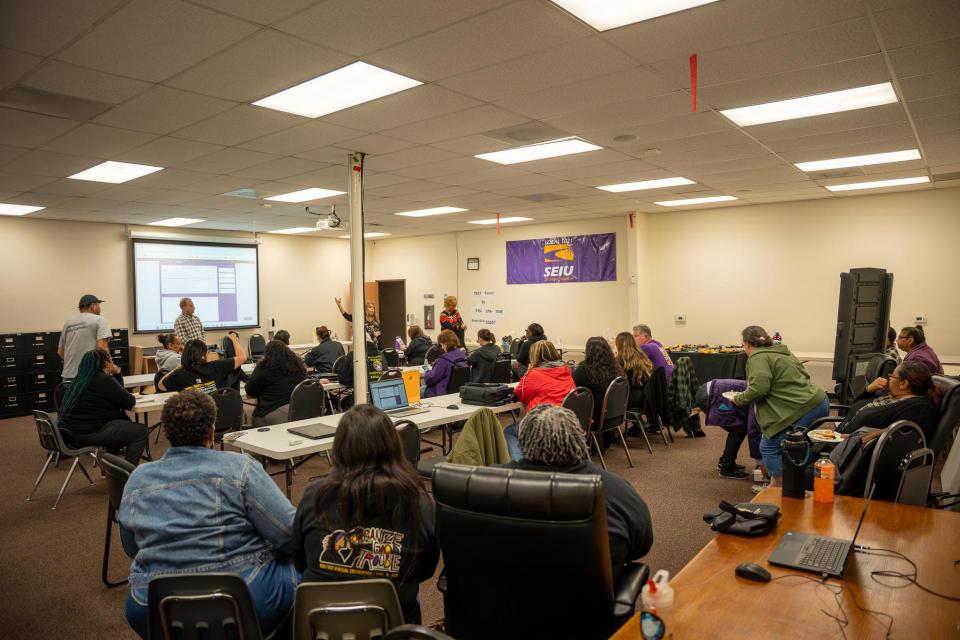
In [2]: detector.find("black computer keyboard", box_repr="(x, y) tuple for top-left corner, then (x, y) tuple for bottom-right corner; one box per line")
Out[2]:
(799, 538), (845, 571)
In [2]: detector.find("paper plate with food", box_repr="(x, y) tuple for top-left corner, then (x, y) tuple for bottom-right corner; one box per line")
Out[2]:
(721, 391), (739, 401)
(807, 429), (843, 443)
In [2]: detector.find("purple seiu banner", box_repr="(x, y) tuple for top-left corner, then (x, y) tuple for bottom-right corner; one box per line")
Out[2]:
(506, 233), (616, 285)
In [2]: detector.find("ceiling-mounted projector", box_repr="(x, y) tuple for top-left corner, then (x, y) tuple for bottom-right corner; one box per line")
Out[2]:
(307, 205), (345, 230)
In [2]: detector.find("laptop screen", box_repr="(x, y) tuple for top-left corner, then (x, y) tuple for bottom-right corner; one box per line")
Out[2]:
(370, 378), (409, 411)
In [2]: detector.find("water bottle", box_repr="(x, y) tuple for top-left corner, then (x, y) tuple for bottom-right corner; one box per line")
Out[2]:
(781, 428), (811, 499)
(394, 336), (403, 351)
(753, 467), (764, 483)
(813, 452), (835, 504)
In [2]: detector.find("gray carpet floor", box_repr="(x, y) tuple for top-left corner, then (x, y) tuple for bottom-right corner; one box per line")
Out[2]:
(0, 411), (755, 638)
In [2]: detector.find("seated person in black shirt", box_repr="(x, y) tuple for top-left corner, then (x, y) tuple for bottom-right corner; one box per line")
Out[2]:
(273, 329), (290, 345)
(57, 348), (148, 465)
(572, 337), (625, 429)
(291, 404), (439, 623)
(838, 360), (941, 441)
(513, 322), (546, 376)
(158, 334), (246, 393)
(402, 325), (432, 366)
(245, 340), (308, 426)
(497, 404), (653, 581)
(334, 341), (383, 409)
(303, 326), (344, 374)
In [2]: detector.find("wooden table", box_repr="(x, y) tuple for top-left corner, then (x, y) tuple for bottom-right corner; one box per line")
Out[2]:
(611, 488), (960, 639)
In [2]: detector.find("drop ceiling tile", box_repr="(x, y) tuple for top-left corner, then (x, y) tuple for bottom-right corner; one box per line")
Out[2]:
(0, 108), (78, 147)
(332, 135), (418, 156)
(365, 146), (461, 173)
(544, 92), (690, 135)
(861, 159), (928, 175)
(748, 103), (908, 143)
(173, 105), (305, 146)
(542, 159), (663, 183)
(177, 194), (262, 212)
(781, 139), (920, 164)
(872, 0), (960, 50)
(365, 0), (591, 81)
(189, 0), (315, 25)
(323, 84), (481, 133)
(899, 67), (960, 101)
(672, 155), (792, 179)
(766, 122), (915, 154)
(41, 123), (157, 158)
(175, 148), (281, 173)
(397, 185), (479, 202)
(294, 147), (357, 164)
(391, 156), (491, 180)
(381, 105), (529, 145)
(31, 177), (111, 197)
(364, 179), (445, 198)
(916, 114), (960, 135)
(238, 120), (364, 155)
(907, 93), (960, 120)
(430, 135), (515, 155)
(0, 145), (28, 165)
(93, 184), (206, 205)
(174, 174), (262, 195)
(280, 166), (350, 188)
(56, 0), (257, 82)
(0, 47), (41, 90)
(582, 113), (737, 154)
(693, 166), (810, 187)
(50, 195), (127, 212)
(923, 128), (960, 148)
(361, 174), (414, 189)
(167, 30), (352, 102)
(0, 0), (125, 56)
(22, 60), (152, 105)
(887, 37), (960, 79)
(0, 170), (58, 191)
(115, 136), (225, 166)
(94, 86), (235, 134)
(1, 150), (101, 177)
(278, 0), (511, 57)
(230, 157), (331, 181)
(132, 168), (215, 189)
(465, 173), (560, 192)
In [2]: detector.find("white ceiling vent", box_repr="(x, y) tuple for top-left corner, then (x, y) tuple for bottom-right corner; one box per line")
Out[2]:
(0, 86), (113, 120)
(482, 122), (572, 145)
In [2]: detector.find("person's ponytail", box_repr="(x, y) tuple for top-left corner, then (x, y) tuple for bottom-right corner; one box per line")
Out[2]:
(741, 325), (773, 348)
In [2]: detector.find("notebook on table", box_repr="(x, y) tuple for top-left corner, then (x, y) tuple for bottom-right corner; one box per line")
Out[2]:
(287, 424), (339, 440)
(370, 378), (428, 418)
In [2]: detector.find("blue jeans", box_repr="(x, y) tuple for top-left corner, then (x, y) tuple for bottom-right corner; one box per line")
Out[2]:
(759, 396), (829, 478)
(503, 423), (522, 462)
(124, 558), (299, 639)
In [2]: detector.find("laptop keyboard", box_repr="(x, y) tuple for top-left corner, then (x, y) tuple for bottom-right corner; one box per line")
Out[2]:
(799, 538), (845, 571)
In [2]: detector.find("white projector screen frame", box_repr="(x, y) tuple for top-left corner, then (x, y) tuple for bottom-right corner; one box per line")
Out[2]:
(132, 239), (260, 333)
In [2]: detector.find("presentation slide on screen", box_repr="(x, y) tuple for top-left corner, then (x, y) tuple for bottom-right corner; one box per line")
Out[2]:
(134, 241), (259, 333)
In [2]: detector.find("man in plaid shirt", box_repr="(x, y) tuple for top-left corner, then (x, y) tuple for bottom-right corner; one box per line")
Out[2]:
(174, 297), (206, 343)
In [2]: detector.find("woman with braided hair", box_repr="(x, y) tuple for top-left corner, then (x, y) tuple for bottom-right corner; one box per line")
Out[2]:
(497, 404), (653, 581)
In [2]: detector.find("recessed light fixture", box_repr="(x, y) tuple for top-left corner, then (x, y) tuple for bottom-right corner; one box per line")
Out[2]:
(719, 82), (899, 127)
(468, 217), (533, 225)
(394, 206), (467, 218)
(795, 149), (921, 172)
(0, 203), (45, 216)
(253, 61), (422, 118)
(269, 227), (315, 234)
(654, 195), (738, 207)
(68, 160), (163, 184)
(338, 232), (392, 239)
(265, 188), (345, 203)
(147, 217), (205, 227)
(475, 137), (602, 165)
(597, 177), (695, 192)
(550, 0), (720, 31)
(825, 176), (930, 192)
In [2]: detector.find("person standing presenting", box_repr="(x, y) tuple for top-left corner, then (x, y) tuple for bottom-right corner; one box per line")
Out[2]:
(174, 297), (205, 344)
(439, 295), (466, 347)
(58, 294), (111, 381)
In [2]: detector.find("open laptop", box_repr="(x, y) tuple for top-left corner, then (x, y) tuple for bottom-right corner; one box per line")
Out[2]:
(768, 488), (873, 578)
(287, 424), (339, 440)
(370, 377), (429, 418)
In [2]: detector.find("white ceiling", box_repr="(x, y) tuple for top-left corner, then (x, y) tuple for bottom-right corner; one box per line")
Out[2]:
(0, 0), (958, 237)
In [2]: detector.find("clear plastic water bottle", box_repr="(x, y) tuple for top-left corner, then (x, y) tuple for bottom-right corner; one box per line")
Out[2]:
(395, 335), (403, 351)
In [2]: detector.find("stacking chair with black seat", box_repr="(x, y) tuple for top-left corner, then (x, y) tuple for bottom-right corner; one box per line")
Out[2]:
(424, 345), (443, 365)
(929, 375), (960, 457)
(447, 365), (470, 395)
(381, 348), (400, 367)
(384, 625), (456, 640)
(29, 410), (98, 510)
(491, 358), (512, 383)
(562, 386), (594, 435)
(248, 334), (267, 362)
(509, 338), (522, 358)
(288, 378), (328, 422)
(863, 420), (928, 502)
(212, 387), (244, 449)
(293, 579), (404, 640)
(149, 573), (265, 640)
(432, 464), (649, 640)
(379, 369), (403, 381)
(592, 376), (639, 468)
(100, 452), (134, 587)
(395, 419), (420, 466)
(640, 367), (673, 444)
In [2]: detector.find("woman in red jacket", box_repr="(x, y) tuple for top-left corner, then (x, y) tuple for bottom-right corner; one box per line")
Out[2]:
(514, 340), (574, 411)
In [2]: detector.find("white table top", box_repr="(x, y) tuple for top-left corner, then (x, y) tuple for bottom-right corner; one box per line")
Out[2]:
(132, 379), (344, 412)
(230, 388), (520, 461)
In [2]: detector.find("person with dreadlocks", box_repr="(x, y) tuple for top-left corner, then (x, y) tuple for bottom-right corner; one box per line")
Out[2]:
(57, 348), (148, 465)
(498, 405), (653, 581)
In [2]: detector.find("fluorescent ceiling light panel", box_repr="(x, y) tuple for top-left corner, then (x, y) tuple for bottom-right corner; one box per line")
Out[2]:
(825, 176), (929, 192)
(597, 177), (695, 192)
(269, 227), (315, 234)
(264, 187), (345, 203)
(475, 137), (602, 165)
(551, 0), (719, 31)
(147, 217), (205, 227)
(0, 203), (45, 216)
(468, 217), (533, 225)
(253, 61), (422, 118)
(394, 206), (467, 218)
(338, 232), (391, 238)
(68, 160), (163, 183)
(795, 149), (921, 172)
(655, 195), (738, 207)
(720, 82), (898, 127)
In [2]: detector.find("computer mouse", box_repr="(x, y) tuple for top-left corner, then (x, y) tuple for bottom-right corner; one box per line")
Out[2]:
(735, 562), (771, 583)
(446, 404), (459, 410)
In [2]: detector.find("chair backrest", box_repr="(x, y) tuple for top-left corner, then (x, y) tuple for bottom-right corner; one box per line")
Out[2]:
(863, 420), (927, 501)
(447, 365), (470, 395)
(940, 427), (960, 500)
(212, 387), (244, 434)
(379, 369), (403, 381)
(331, 354), (345, 375)
(432, 464), (615, 640)
(288, 378), (328, 422)
(100, 452), (135, 511)
(294, 579), (404, 640)
(381, 348), (400, 367)
(509, 338), (522, 358)
(864, 353), (897, 384)
(383, 625), (456, 640)
(930, 375), (960, 456)
(643, 367), (669, 425)
(148, 573), (264, 640)
(598, 376), (629, 430)
(395, 419), (420, 466)
(54, 382), (69, 411)
(561, 386), (594, 434)
(221, 334), (236, 359)
(425, 345), (443, 365)
(491, 358), (512, 383)
(248, 334), (266, 359)
(895, 447), (935, 506)
(33, 410), (71, 455)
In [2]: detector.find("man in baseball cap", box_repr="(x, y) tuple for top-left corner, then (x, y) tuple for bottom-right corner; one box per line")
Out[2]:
(58, 294), (111, 380)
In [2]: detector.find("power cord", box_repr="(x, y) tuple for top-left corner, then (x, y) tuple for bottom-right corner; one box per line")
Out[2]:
(770, 575), (849, 639)
(856, 546), (960, 601)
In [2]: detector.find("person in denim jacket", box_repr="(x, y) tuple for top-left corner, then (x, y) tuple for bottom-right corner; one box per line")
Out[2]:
(118, 391), (298, 638)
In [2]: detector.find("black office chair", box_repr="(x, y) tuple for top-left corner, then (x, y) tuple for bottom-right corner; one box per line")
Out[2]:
(425, 345), (443, 365)
(592, 376), (637, 468)
(248, 334), (267, 362)
(863, 420), (928, 502)
(148, 573), (265, 640)
(100, 452), (134, 587)
(491, 358), (512, 383)
(288, 378), (328, 422)
(381, 348), (400, 367)
(432, 464), (649, 640)
(930, 375), (960, 457)
(379, 369), (403, 381)
(561, 386), (594, 435)
(395, 419), (420, 466)
(212, 387), (244, 448)
(447, 365), (470, 395)
(509, 338), (522, 358)
(28, 410), (97, 510)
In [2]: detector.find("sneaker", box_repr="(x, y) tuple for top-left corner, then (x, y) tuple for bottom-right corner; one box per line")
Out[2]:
(718, 468), (750, 479)
(717, 462), (747, 472)
(751, 483), (769, 494)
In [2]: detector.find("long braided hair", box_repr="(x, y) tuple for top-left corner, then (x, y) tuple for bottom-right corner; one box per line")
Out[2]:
(59, 348), (110, 417)
(518, 404), (590, 466)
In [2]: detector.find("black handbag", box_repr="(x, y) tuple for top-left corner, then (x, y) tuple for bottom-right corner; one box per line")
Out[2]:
(459, 382), (514, 406)
(703, 501), (781, 536)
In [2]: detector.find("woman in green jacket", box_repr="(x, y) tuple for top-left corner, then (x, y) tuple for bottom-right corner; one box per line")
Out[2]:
(733, 326), (828, 487)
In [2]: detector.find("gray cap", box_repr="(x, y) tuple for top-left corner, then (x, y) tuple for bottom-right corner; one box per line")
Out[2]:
(78, 294), (104, 308)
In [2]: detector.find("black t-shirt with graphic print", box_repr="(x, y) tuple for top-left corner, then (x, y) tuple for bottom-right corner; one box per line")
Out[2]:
(160, 359), (239, 393)
(290, 481), (439, 624)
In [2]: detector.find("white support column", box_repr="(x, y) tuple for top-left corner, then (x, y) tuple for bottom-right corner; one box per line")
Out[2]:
(347, 152), (367, 405)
